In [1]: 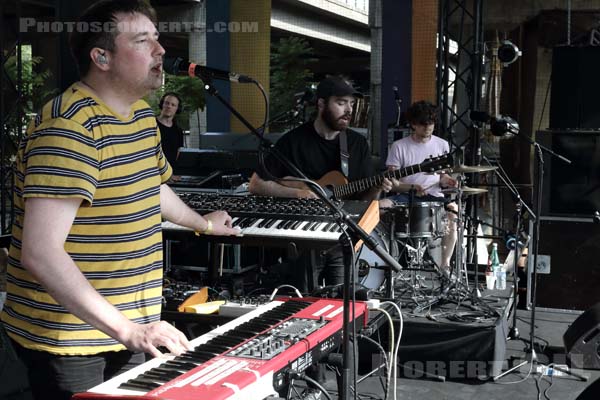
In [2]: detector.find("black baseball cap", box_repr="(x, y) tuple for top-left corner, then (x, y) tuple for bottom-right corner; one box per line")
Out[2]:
(315, 76), (363, 100)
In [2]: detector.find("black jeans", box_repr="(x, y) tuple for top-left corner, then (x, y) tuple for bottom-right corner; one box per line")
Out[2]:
(292, 245), (347, 294)
(11, 339), (145, 400)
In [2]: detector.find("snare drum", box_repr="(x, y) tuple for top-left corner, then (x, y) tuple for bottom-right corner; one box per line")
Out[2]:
(386, 202), (446, 238)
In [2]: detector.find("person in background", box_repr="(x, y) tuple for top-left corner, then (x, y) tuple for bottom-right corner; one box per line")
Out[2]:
(382, 100), (458, 274)
(0, 1), (239, 399)
(156, 91), (184, 168)
(249, 75), (392, 291)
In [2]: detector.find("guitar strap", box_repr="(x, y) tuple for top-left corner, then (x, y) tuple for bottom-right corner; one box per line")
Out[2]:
(339, 130), (350, 178)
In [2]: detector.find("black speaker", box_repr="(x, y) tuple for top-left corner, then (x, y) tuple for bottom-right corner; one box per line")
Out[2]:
(564, 303), (600, 369)
(550, 46), (600, 129)
(576, 376), (600, 399)
(537, 219), (600, 310)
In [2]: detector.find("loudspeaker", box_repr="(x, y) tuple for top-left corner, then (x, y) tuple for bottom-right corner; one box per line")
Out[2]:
(537, 219), (600, 310)
(564, 302), (600, 369)
(550, 46), (600, 129)
(576, 376), (600, 399)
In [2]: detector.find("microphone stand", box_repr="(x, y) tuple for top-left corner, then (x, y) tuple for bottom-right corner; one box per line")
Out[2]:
(200, 79), (402, 400)
(493, 132), (588, 382)
(481, 155), (533, 340)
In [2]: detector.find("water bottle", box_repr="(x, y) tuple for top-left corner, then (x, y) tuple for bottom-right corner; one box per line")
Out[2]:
(490, 243), (501, 290)
(496, 266), (507, 290)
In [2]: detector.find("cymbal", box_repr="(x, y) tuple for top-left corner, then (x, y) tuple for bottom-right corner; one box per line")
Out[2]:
(441, 186), (488, 196)
(451, 165), (498, 173)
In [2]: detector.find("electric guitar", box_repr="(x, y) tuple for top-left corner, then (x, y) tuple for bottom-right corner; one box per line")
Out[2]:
(284, 153), (454, 200)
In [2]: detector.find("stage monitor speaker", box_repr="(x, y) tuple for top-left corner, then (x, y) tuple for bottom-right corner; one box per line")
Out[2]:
(564, 303), (600, 370)
(550, 46), (600, 129)
(576, 376), (600, 399)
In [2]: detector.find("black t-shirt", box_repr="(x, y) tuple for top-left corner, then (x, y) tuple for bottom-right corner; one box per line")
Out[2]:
(258, 121), (374, 193)
(157, 119), (184, 167)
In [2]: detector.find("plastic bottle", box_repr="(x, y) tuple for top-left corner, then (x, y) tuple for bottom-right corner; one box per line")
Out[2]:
(490, 243), (501, 290)
(497, 265), (507, 290)
(485, 258), (495, 290)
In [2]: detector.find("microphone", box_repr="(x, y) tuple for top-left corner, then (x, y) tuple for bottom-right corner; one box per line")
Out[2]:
(163, 56), (254, 83)
(469, 110), (519, 137)
(469, 110), (491, 123)
(393, 86), (400, 101)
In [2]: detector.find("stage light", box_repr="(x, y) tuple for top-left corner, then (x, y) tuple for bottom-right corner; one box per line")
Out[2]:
(497, 40), (522, 66)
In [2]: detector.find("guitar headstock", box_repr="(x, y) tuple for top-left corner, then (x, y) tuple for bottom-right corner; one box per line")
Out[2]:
(421, 153), (454, 174)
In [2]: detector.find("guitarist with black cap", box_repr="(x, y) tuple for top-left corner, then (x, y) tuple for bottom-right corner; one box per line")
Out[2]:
(249, 75), (392, 291)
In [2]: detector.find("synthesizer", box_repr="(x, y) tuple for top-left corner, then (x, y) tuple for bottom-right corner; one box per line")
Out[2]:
(74, 298), (367, 400)
(163, 192), (374, 247)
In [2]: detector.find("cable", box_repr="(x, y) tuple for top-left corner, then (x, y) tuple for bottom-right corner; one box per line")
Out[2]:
(269, 284), (303, 301)
(253, 80), (269, 136)
(370, 307), (394, 400)
(287, 371), (333, 400)
(357, 334), (390, 396)
(380, 301), (403, 400)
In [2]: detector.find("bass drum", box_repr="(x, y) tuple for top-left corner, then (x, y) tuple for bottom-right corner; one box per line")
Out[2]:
(357, 225), (390, 290)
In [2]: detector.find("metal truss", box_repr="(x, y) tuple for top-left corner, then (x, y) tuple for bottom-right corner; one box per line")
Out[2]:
(436, 0), (487, 279)
(436, 0), (483, 146)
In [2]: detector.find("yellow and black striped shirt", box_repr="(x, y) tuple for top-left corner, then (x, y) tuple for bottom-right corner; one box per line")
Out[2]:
(1, 83), (172, 355)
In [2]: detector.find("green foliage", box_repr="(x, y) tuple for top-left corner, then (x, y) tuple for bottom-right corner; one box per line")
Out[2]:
(270, 36), (316, 132)
(146, 74), (205, 130)
(3, 48), (56, 145)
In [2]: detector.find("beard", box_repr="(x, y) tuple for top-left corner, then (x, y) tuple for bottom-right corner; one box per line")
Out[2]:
(322, 106), (351, 131)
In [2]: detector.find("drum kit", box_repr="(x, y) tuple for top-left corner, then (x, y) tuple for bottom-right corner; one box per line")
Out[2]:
(357, 164), (497, 296)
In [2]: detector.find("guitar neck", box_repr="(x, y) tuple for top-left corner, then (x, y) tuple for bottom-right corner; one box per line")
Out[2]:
(333, 165), (422, 199)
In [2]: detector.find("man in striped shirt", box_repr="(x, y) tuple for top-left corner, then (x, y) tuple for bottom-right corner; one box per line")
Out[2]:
(0, 1), (239, 399)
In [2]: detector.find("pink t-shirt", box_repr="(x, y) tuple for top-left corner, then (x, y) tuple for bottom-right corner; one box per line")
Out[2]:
(385, 135), (449, 197)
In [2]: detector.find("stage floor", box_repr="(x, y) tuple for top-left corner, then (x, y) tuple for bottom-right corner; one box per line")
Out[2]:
(321, 308), (599, 400)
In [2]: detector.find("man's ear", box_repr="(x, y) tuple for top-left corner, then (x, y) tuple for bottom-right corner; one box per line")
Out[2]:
(90, 48), (109, 70)
(317, 98), (325, 112)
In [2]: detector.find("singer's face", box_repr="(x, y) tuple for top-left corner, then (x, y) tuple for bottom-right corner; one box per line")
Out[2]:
(109, 13), (165, 96)
(320, 96), (355, 131)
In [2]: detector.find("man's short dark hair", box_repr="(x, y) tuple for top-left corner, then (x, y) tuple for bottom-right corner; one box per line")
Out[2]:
(70, 0), (157, 77)
(405, 100), (439, 126)
(315, 75), (362, 106)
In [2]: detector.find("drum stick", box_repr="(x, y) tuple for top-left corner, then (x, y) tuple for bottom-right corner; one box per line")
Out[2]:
(423, 182), (439, 191)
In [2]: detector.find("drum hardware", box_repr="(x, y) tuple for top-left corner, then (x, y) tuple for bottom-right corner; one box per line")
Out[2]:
(426, 164), (498, 175)
(441, 186), (488, 196)
(383, 201), (447, 238)
(448, 165), (498, 174)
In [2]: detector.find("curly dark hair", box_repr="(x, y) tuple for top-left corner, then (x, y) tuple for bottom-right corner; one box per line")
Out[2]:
(405, 100), (439, 126)
(70, 0), (157, 77)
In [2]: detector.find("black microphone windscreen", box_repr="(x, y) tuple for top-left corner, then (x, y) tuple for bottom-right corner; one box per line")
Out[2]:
(163, 57), (185, 75)
(490, 118), (509, 136)
(469, 110), (491, 123)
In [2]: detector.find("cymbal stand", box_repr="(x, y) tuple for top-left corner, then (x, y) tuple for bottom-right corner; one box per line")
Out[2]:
(452, 175), (469, 289)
